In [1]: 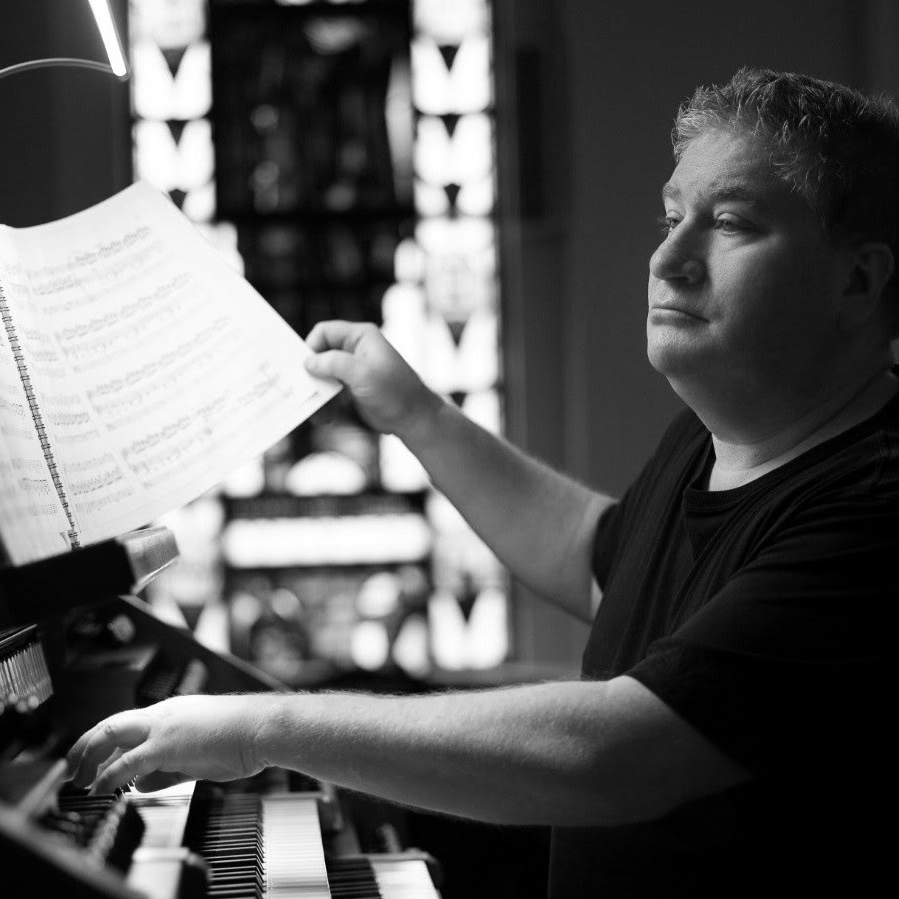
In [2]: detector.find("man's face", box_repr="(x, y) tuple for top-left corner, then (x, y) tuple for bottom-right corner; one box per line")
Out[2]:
(647, 129), (845, 404)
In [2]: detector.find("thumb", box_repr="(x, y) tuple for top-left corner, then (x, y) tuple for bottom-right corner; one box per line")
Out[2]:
(305, 349), (361, 386)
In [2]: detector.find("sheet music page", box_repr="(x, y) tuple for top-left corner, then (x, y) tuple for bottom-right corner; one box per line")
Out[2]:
(11, 181), (341, 547)
(0, 228), (74, 563)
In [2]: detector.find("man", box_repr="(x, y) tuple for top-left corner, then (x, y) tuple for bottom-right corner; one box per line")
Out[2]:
(68, 68), (897, 896)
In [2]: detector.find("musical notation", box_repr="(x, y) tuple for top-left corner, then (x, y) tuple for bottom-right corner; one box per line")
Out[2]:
(1, 180), (340, 554)
(0, 424), (38, 440)
(19, 477), (55, 496)
(90, 333), (241, 428)
(121, 366), (291, 488)
(0, 395), (27, 420)
(67, 466), (131, 501)
(76, 483), (140, 518)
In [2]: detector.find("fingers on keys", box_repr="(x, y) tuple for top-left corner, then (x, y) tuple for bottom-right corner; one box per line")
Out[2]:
(91, 746), (157, 795)
(66, 714), (151, 790)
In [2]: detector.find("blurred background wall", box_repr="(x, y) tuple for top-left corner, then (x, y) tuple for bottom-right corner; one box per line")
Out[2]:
(2, 0), (899, 672)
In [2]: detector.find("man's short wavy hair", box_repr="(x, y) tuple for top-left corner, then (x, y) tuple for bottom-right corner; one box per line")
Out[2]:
(674, 67), (899, 334)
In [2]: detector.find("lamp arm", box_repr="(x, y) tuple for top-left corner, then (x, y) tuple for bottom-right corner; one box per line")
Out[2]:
(0, 57), (129, 82)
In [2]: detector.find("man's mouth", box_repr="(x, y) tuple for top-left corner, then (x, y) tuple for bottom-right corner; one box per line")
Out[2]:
(649, 303), (707, 321)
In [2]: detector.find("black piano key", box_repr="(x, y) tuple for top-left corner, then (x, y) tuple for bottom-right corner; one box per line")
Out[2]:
(50, 789), (145, 872)
(327, 856), (383, 899)
(183, 790), (264, 899)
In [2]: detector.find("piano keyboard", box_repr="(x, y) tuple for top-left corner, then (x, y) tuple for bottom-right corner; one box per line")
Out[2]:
(112, 784), (441, 899)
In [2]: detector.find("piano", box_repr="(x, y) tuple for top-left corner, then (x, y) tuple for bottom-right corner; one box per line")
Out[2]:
(0, 529), (441, 898)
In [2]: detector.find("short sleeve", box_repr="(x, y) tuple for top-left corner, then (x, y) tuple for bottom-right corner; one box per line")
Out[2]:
(627, 488), (895, 780)
(591, 409), (706, 591)
(591, 500), (623, 590)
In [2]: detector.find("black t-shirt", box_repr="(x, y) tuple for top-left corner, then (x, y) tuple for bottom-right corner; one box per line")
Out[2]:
(548, 395), (897, 898)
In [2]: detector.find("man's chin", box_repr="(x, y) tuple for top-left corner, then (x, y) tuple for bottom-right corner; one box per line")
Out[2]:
(646, 336), (710, 380)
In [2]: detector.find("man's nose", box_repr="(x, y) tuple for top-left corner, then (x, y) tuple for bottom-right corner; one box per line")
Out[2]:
(649, 228), (706, 284)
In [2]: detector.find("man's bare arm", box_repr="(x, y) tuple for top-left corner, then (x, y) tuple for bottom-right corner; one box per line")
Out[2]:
(68, 679), (749, 827)
(305, 321), (613, 620)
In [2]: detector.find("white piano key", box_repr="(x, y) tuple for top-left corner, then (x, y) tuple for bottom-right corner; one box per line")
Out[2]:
(262, 793), (332, 899)
(371, 858), (442, 899)
(130, 780), (197, 849)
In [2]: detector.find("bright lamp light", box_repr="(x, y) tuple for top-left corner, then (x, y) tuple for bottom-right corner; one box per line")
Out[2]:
(86, 0), (128, 77)
(0, 0), (129, 82)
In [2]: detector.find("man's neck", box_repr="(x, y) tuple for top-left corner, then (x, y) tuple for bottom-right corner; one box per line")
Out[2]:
(701, 366), (898, 491)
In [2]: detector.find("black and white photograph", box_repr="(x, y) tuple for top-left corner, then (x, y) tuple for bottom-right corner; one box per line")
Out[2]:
(0, 2), (894, 896)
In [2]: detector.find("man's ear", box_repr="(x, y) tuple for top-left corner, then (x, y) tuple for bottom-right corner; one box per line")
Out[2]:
(839, 241), (895, 330)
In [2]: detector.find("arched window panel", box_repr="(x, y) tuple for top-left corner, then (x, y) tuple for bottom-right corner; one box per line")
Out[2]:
(413, 0), (490, 44)
(390, 614), (430, 677)
(132, 119), (215, 189)
(455, 175), (494, 215)
(453, 311), (500, 393)
(462, 388), (502, 435)
(413, 113), (494, 186)
(393, 235), (427, 283)
(412, 312), (498, 395)
(428, 586), (508, 671)
(413, 175), (494, 217)
(379, 434), (430, 493)
(424, 256), (497, 323)
(131, 39), (212, 121)
(381, 282), (429, 371)
(411, 34), (492, 115)
(413, 179), (450, 217)
(130, 0), (207, 46)
(426, 492), (506, 593)
(415, 216), (498, 321)
(415, 213), (495, 254)
(181, 180), (218, 222)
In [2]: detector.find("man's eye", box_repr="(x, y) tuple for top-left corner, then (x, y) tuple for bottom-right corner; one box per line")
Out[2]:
(657, 214), (680, 235)
(715, 216), (748, 233)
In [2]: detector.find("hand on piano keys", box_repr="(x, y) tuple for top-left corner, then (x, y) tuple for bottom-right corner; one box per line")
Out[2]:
(66, 694), (279, 794)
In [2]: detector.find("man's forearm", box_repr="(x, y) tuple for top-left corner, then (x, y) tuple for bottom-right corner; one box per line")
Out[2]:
(256, 682), (621, 826)
(398, 398), (613, 619)
(254, 679), (748, 827)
